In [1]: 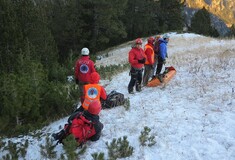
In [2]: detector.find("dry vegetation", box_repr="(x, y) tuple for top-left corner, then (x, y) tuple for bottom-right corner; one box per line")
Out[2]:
(169, 35), (235, 110)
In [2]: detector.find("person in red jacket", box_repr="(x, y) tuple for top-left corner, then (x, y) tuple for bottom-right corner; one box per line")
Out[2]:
(128, 38), (146, 94)
(74, 47), (96, 103)
(143, 37), (155, 86)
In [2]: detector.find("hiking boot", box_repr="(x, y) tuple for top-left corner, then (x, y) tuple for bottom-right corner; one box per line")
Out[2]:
(156, 74), (163, 83)
(128, 90), (134, 94)
(128, 88), (134, 94)
(136, 88), (142, 92)
(151, 75), (156, 81)
(52, 129), (66, 141)
(136, 83), (142, 92)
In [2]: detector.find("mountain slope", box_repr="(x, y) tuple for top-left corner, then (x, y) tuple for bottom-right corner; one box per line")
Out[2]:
(185, 0), (235, 27)
(1, 33), (235, 160)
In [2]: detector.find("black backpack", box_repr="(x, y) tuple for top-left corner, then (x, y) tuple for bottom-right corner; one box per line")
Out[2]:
(101, 90), (125, 109)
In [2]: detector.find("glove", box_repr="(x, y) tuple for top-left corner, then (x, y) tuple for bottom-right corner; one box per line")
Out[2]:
(138, 58), (146, 64)
(163, 60), (166, 65)
(75, 79), (79, 84)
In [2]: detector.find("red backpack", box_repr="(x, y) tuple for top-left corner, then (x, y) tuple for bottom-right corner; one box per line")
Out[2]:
(70, 114), (96, 145)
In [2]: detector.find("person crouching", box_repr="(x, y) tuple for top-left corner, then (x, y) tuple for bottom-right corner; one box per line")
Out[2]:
(52, 100), (104, 146)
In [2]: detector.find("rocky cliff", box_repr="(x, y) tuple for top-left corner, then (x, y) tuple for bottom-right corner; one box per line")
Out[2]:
(184, 0), (235, 27)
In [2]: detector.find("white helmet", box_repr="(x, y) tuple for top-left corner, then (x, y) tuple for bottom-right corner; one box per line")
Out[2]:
(81, 47), (89, 55)
(163, 34), (170, 39)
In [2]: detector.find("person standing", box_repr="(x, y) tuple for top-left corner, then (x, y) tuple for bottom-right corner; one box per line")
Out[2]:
(128, 38), (146, 94)
(152, 35), (161, 79)
(156, 34), (170, 77)
(143, 37), (155, 86)
(74, 47), (96, 103)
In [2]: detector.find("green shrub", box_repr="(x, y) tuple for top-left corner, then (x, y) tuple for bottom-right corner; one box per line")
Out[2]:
(2, 140), (28, 160)
(40, 136), (57, 159)
(139, 126), (156, 147)
(91, 152), (105, 160)
(106, 136), (134, 160)
(123, 98), (130, 111)
(97, 64), (129, 80)
(62, 135), (87, 159)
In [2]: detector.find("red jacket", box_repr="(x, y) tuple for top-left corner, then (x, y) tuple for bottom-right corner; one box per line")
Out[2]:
(128, 47), (145, 69)
(74, 56), (96, 83)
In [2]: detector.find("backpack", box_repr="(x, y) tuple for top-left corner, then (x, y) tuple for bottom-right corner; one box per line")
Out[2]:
(101, 90), (125, 109)
(70, 114), (96, 145)
(154, 40), (161, 56)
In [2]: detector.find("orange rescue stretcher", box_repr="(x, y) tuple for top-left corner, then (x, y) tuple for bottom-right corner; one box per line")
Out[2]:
(147, 66), (176, 87)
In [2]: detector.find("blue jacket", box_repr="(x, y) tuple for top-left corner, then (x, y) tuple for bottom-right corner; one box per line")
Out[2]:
(159, 38), (168, 60)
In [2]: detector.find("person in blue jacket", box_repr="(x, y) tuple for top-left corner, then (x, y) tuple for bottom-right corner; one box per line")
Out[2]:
(155, 34), (170, 76)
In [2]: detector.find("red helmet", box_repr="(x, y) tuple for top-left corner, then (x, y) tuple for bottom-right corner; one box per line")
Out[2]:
(88, 100), (101, 115)
(90, 72), (100, 84)
(135, 38), (143, 44)
(147, 37), (155, 44)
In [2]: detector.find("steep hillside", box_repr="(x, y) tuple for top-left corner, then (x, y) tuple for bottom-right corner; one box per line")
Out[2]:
(1, 33), (235, 160)
(185, 0), (235, 27)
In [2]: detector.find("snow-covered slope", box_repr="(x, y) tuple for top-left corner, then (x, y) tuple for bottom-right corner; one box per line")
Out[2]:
(1, 33), (235, 160)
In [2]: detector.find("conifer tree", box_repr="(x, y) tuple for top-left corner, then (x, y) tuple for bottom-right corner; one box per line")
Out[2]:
(16, 0), (59, 79)
(159, 0), (184, 31)
(78, 0), (128, 52)
(43, 0), (83, 63)
(0, 0), (23, 73)
(0, 50), (47, 133)
(123, 0), (161, 39)
(191, 7), (218, 37)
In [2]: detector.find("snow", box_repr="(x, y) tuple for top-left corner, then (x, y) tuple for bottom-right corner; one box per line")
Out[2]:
(1, 33), (235, 160)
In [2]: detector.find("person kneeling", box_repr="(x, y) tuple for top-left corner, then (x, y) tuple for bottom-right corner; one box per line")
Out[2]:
(52, 100), (103, 146)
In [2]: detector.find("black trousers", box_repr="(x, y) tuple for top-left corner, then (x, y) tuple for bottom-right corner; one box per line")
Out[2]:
(156, 57), (164, 74)
(128, 67), (143, 92)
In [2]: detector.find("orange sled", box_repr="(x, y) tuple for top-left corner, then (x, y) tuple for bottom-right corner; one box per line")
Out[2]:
(147, 66), (176, 87)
